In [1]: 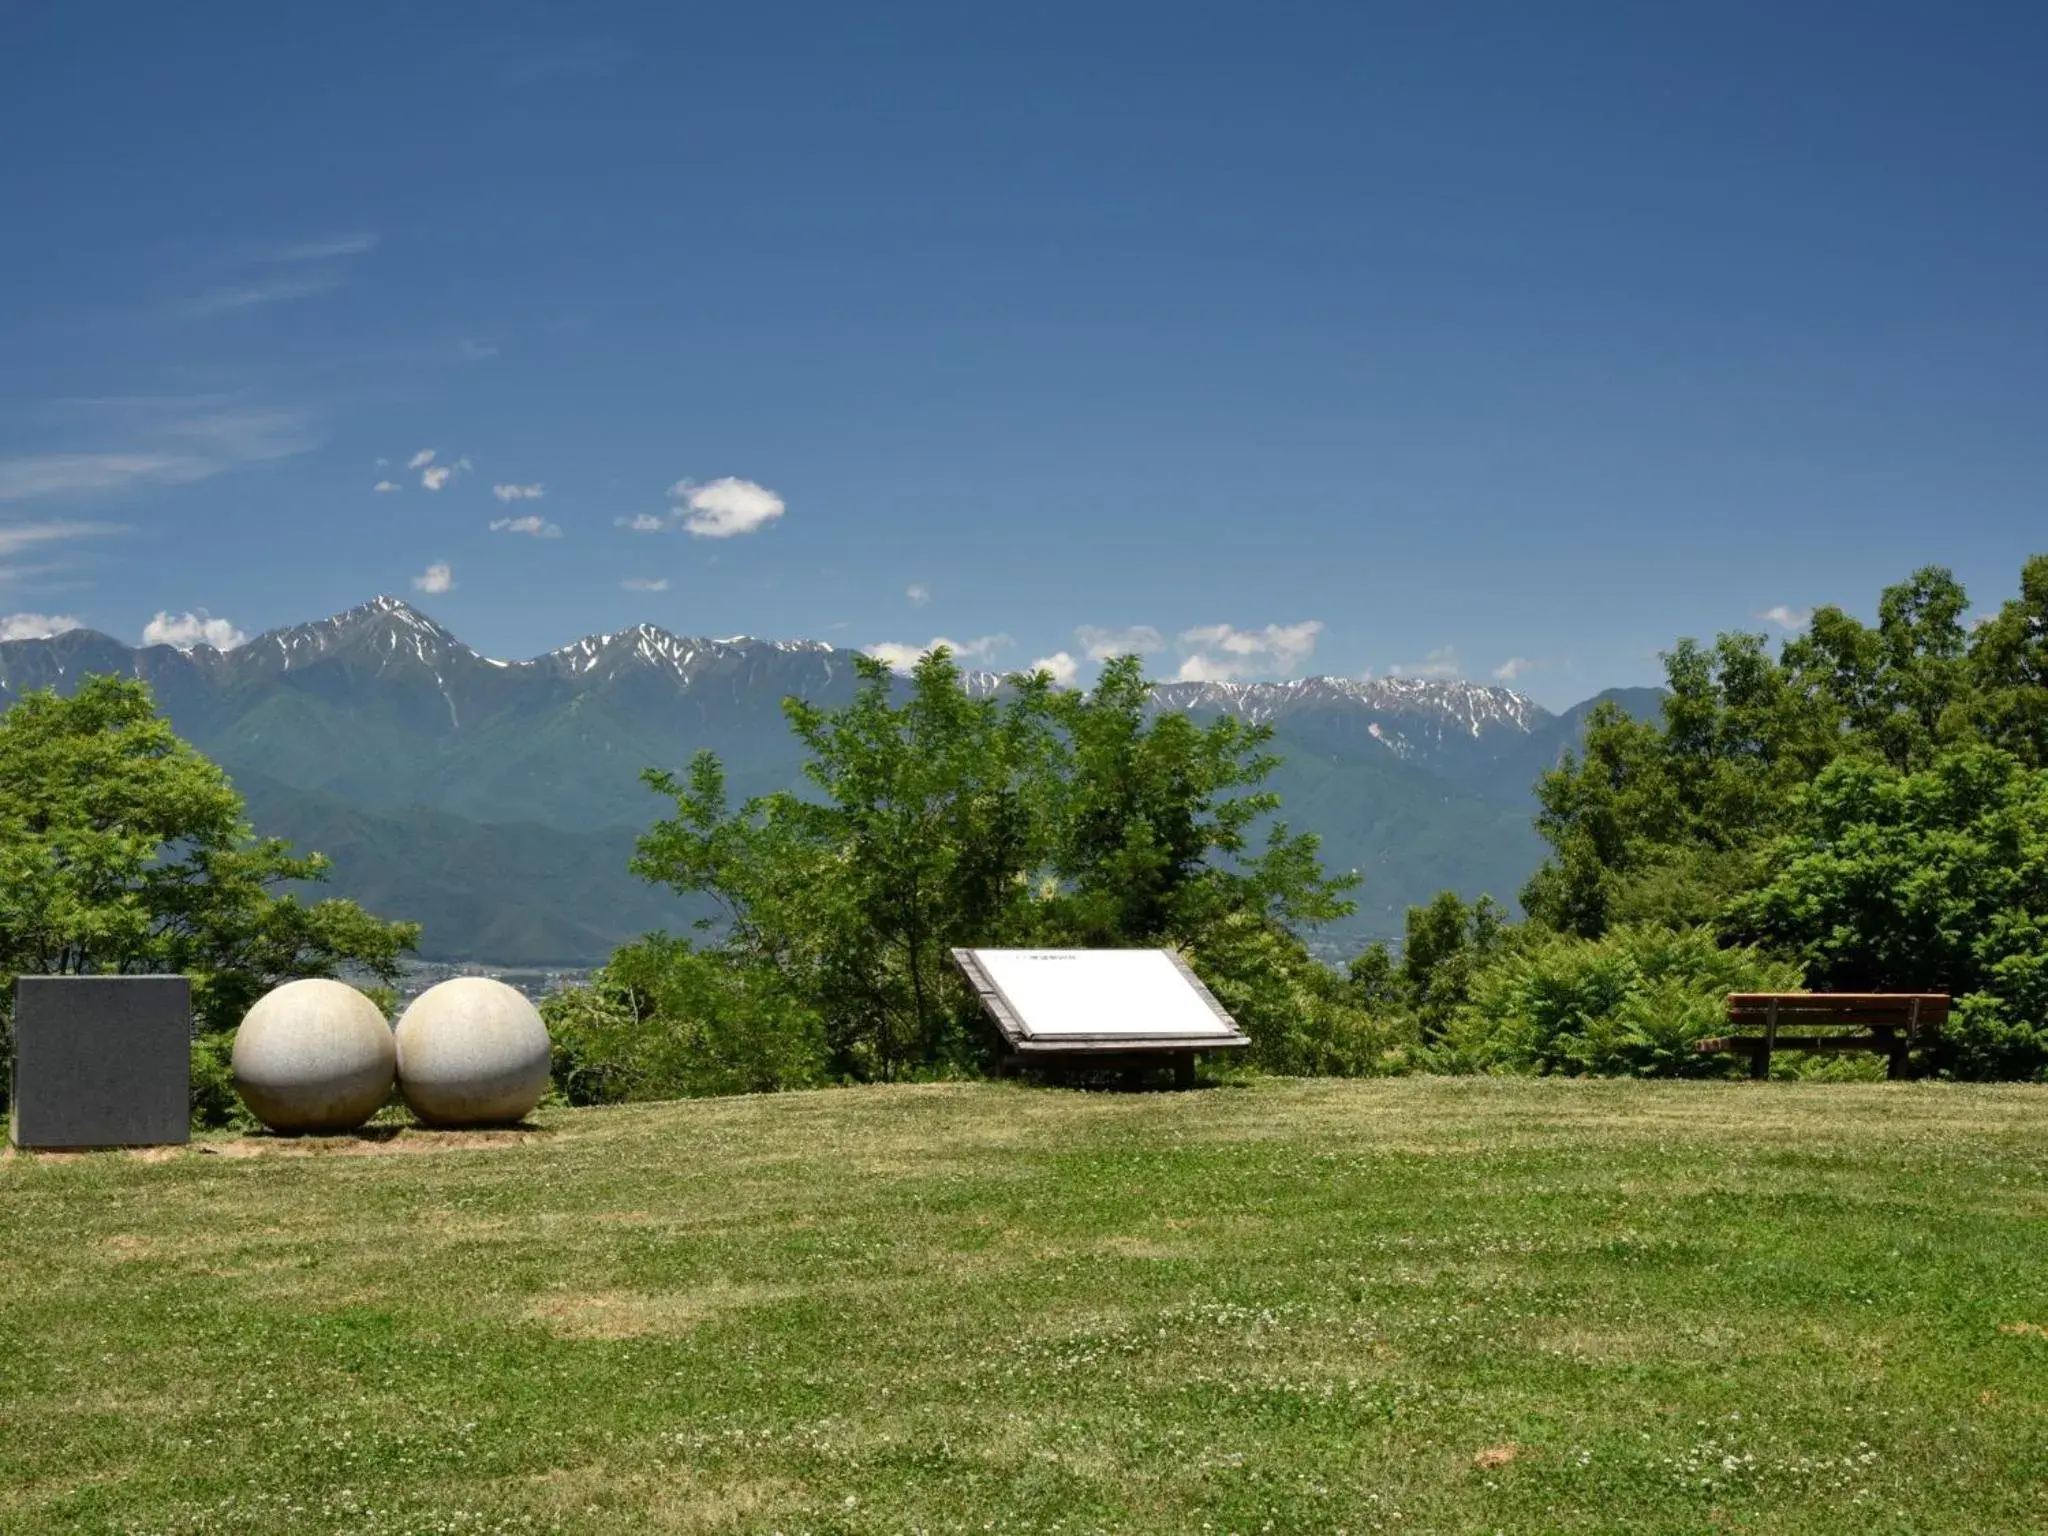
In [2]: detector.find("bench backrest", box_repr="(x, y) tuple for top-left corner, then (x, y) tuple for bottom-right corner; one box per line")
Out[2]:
(1725, 993), (1950, 1028)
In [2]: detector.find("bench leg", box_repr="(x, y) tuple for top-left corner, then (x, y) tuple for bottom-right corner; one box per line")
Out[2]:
(1886, 1032), (1910, 1081)
(1749, 1041), (1771, 1081)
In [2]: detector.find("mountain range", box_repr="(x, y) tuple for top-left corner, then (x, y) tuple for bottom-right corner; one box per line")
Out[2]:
(0, 597), (1662, 963)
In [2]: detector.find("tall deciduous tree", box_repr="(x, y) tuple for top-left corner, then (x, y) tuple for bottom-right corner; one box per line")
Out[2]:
(0, 676), (420, 1046)
(629, 648), (1358, 1082)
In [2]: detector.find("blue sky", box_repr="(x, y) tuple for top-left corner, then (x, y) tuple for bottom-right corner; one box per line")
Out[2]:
(2, 2), (2044, 708)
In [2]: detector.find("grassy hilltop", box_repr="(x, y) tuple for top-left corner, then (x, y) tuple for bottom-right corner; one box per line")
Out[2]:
(3, 1078), (2046, 1534)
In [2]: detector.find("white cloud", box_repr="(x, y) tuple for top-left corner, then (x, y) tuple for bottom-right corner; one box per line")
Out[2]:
(0, 612), (83, 641)
(1174, 653), (1240, 683)
(412, 562), (454, 594)
(1029, 652), (1080, 687)
(373, 479), (401, 493)
(1389, 645), (1461, 681)
(617, 512), (667, 532)
(492, 483), (544, 502)
(907, 582), (930, 606)
(421, 465), (453, 491)
(1076, 624), (1165, 661)
(1759, 604), (1812, 631)
(673, 476), (785, 538)
(1493, 656), (1541, 682)
(488, 514), (561, 538)
(864, 634), (1007, 674)
(1175, 620), (1323, 681)
(142, 610), (246, 651)
(407, 449), (436, 470)
(621, 577), (670, 592)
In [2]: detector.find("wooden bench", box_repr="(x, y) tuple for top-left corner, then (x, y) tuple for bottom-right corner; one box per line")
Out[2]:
(1697, 993), (1948, 1080)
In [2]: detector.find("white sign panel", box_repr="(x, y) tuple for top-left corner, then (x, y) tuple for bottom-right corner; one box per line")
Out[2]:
(963, 949), (1240, 1040)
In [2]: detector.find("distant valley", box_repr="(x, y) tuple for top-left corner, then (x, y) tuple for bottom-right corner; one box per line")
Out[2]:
(0, 598), (1661, 963)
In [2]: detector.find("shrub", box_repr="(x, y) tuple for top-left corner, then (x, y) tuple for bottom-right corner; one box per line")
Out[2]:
(543, 935), (826, 1104)
(1933, 993), (2048, 1083)
(1430, 924), (1803, 1077)
(1189, 913), (1414, 1076)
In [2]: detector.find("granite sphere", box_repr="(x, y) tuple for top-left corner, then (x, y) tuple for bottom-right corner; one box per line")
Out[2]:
(394, 977), (551, 1126)
(232, 979), (396, 1133)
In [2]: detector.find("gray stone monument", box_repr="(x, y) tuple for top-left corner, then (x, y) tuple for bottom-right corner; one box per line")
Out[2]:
(9, 976), (191, 1149)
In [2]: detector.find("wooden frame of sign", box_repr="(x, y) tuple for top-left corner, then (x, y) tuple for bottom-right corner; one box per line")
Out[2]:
(950, 947), (1250, 1085)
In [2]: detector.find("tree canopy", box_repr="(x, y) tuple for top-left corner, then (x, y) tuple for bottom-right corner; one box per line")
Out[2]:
(1508, 554), (2048, 1078)
(0, 676), (420, 1099)
(556, 650), (1363, 1093)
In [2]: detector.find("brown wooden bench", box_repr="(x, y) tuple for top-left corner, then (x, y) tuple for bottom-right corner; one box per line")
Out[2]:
(1697, 993), (1947, 1080)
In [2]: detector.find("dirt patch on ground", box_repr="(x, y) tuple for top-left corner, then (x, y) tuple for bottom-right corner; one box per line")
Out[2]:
(1473, 1444), (1521, 1469)
(523, 1282), (798, 1340)
(197, 1127), (547, 1158)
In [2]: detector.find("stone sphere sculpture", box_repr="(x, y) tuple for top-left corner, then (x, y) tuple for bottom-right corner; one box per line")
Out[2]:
(394, 977), (551, 1126)
(232, 979), (396, 1133)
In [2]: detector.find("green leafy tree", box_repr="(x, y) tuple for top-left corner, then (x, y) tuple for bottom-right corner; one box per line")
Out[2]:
(0, 676), (420, 1113)
(627, 649), (1359, 1086)
(1394, 890), (1507, 1040)
(1036, 657), (1358, 946)
(634, 650), (1059, 1079)
(1727, 744), (2048, 1079)
(1965, 553), (2048, 768)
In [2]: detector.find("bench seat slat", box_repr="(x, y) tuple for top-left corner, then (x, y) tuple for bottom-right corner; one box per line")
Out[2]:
(1728, 999), (1949, 1011)
(1726, 1010), (1948, 1027)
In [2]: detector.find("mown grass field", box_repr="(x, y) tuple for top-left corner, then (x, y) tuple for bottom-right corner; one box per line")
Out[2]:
(3, 1078), (2045, 1535)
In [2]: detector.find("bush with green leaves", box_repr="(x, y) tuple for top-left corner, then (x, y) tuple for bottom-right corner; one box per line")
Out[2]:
(543, 935), (827, 1104)
(1183, 913), (1411, 1077)
(1428, 924), (1803, 1077)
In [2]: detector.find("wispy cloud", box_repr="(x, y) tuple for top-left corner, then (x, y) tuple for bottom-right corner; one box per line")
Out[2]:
(1759, 604), (1812, 631)
(1493, 656), (1542, 682)
(671, 476), (785, 538)
(865, 634), (1009, 674)
(488, 514), (561, 538)
(373, 480), (401, 493)
(422, 466), (453, 491)
(267, 233), (378, 262)
(408, 449), (437, 470)
(1389, 645), (1461, 681)
(0, 402), (318, 505)
(0, 521), (121, 591)
(492, 483), (544, 502)
(412, 562), (454, 594)
(1175, 620), (1322, 682)
(621, 576), (669, 592)
(617, 513), (667, 532)
(0, 612), (83, 642)
(185, 271), (347, 316)
(142, 610), (246, 651)
(906, 582), (931, 606)
(1077, 624), (1164, 661)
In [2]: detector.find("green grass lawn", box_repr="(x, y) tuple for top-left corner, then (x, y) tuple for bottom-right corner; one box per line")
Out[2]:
(3, 1078), (2046, 1535)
